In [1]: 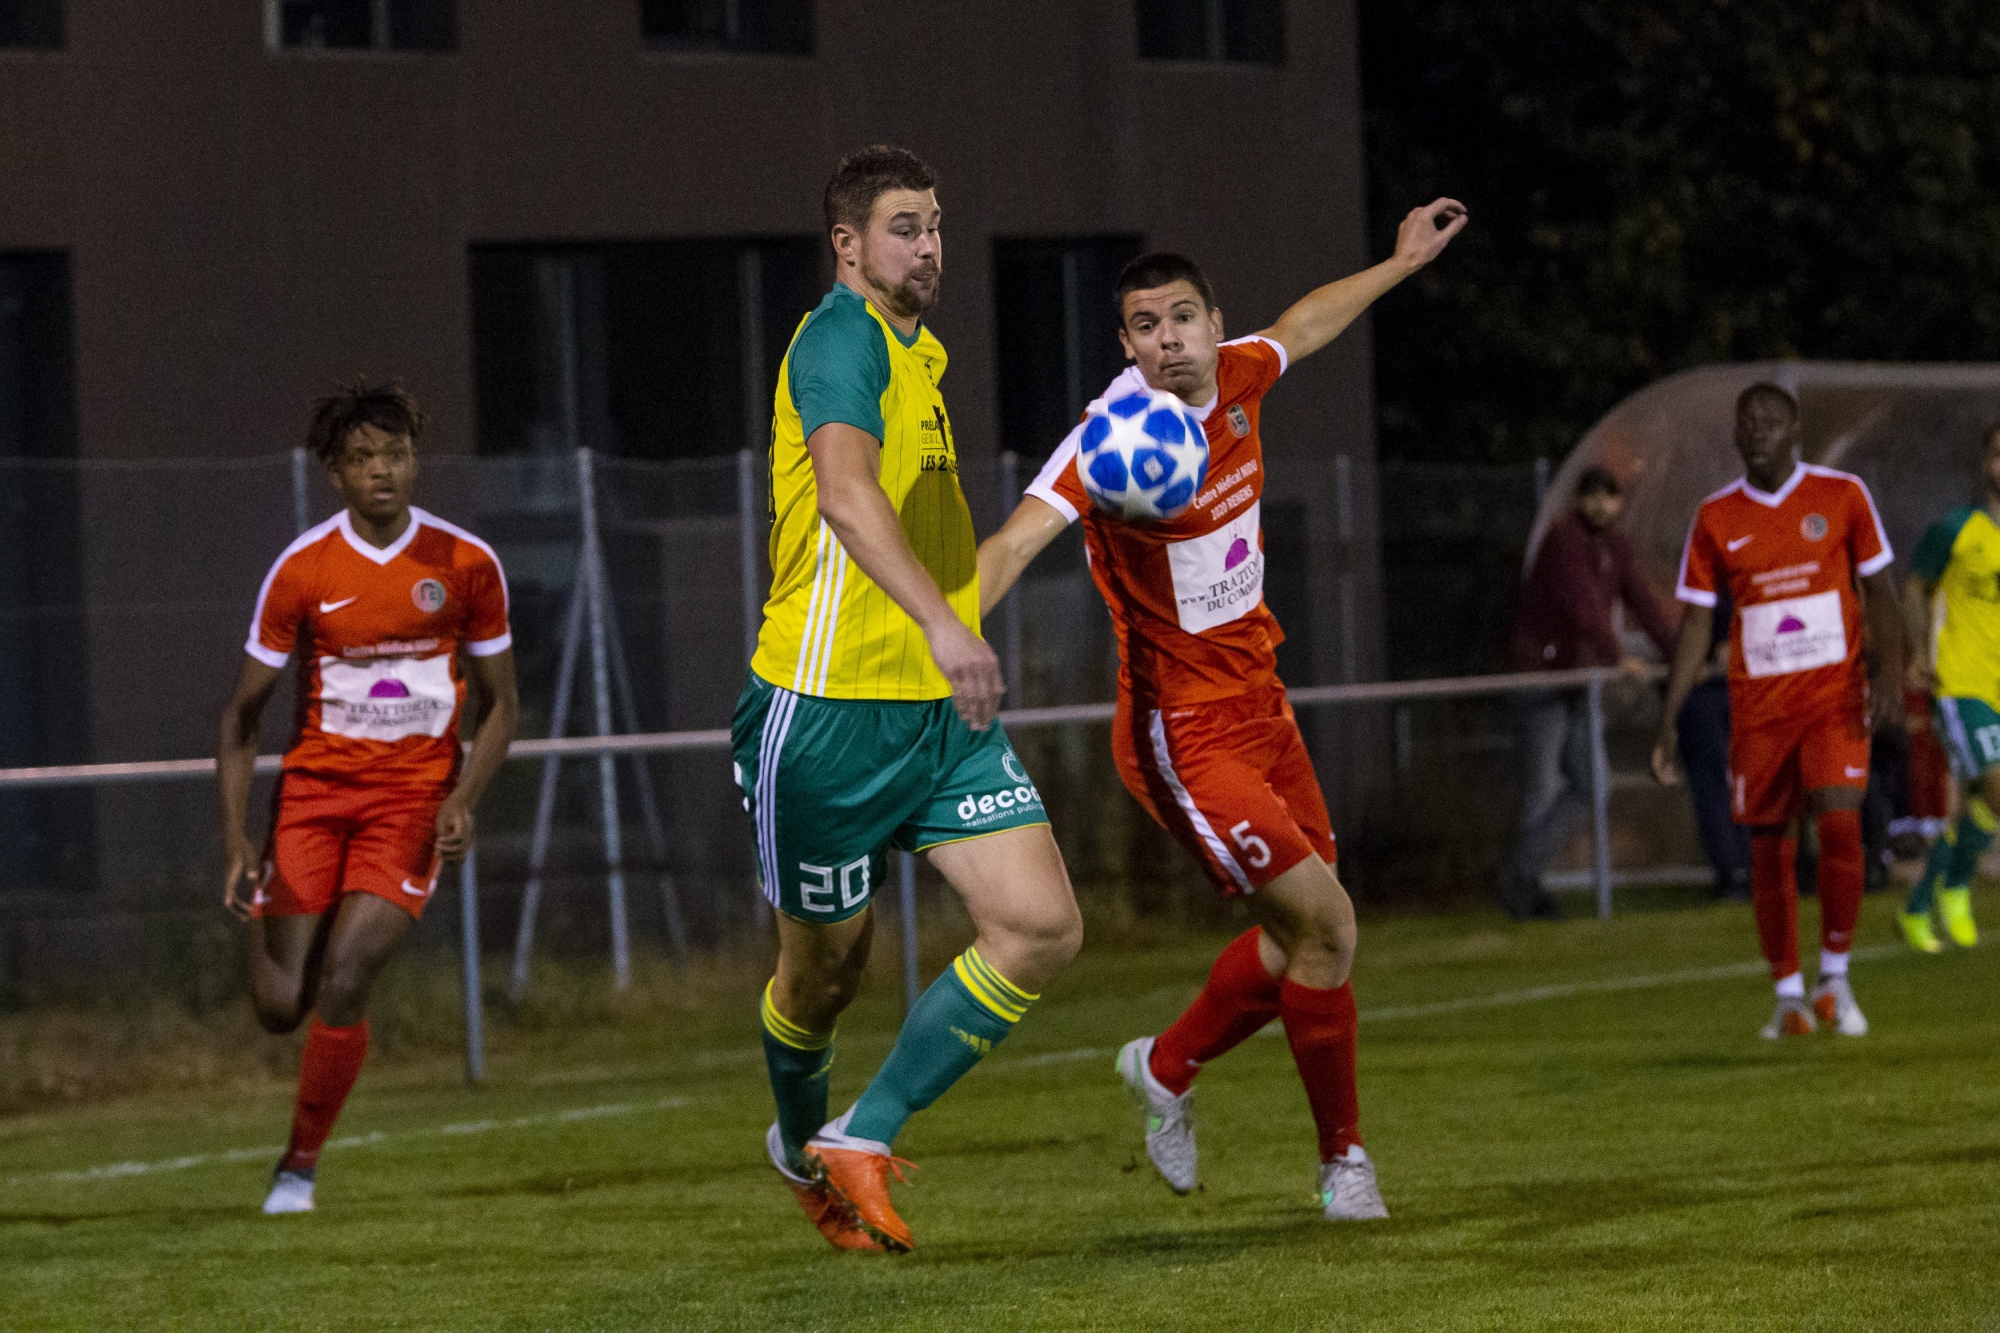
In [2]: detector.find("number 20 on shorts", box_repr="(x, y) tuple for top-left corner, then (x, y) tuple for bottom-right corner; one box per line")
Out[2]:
(798, 858), (870, 914)
(1230, 820), (1272, 869)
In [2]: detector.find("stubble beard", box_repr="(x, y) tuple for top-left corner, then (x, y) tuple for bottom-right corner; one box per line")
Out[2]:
(863, 256), (940, 321)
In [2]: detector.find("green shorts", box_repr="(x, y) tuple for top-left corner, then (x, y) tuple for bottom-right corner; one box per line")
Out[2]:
(1934, 695), (2000, 780)
(732, 673), (1050, 923)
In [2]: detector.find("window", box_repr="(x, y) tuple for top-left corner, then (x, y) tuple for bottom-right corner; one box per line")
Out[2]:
(266, 0), (454, 52)
(1136, 0), (1284, 64)
(991, 237), (1143, 457)
(642, 0), (811, 54)
(0, 252), (89, 889)
(469, 239), (824, 462)
(0, 0), (61, 48)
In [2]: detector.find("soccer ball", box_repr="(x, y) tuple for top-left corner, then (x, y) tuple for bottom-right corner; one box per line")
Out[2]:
(1075, 387), (1209, 521)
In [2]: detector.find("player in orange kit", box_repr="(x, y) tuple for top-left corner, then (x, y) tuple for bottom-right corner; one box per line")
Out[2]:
(217, 382), (518, 1214)
(1653, 384), (1903, 1038)
(978, 198), (1466, 1219)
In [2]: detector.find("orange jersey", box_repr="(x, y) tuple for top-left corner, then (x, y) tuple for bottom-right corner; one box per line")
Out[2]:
(1675, 463), (1892, 730)
(246, 507), (512, 787)
(1026, 336), (1287, 706)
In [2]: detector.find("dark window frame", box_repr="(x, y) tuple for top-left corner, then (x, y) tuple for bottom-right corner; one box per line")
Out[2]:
(264, 0), (456, 54)
(991, 235), (1146, 459)
(1135, 0), (1285, 66)
(0, 0), (63, 49)
(640, 0), (813, 56)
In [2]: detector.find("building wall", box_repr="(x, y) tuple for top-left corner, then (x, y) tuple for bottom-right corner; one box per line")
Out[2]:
(0, 0), (1384, 904)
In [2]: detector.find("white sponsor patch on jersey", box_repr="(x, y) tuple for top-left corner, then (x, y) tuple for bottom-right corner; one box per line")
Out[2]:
(1168, 502), (1265, 634)
(318, 653), (456, 741)
(1740, 589), (1846, 679)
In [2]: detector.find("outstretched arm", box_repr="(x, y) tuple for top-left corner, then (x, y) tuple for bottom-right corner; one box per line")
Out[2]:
(811, 422), (1005, 730)
(978, 496), (1070, 619)
(1259, 198), (1469, 365)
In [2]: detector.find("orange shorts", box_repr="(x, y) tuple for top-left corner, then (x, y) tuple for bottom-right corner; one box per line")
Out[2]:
(1727, 710), (1871, 827)
(254, 770), (449, 920)
(1112, 684), (1337, 896)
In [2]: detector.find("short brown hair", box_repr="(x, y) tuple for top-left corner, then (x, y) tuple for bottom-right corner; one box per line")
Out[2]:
(1113, 252), (1217, 322)
(823, 145), (938, 236)
(307, 380), (426, 466)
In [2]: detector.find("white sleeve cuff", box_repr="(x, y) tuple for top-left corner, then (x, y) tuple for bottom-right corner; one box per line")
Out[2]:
(244, 639), (290, 668)
(1675, 586), (1719, 608)
(1024, 482), (1080, 525)
(467, 632), (514, 657)
(1858, 550), (1894, 577)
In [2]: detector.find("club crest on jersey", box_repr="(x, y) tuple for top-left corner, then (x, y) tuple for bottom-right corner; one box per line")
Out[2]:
(411, 578), (448, 614)
(1226, 404), (1250, 438)
(1801, 513), (1829, 542)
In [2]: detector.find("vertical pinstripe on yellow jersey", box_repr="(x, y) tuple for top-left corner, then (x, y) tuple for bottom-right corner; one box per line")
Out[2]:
(751, 299), (980, 701)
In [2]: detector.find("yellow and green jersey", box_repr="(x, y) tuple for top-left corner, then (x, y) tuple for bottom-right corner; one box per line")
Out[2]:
(750, 283), (980, 700)
(1914, 504), (2000, 707)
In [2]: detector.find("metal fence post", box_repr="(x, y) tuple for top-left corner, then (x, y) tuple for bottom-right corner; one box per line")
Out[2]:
(738, 448), (761, 667)
(578, 447), (632, 989)
(460, 843), (485, 1084)
(900, 851), (920, 1014)
(999, 451), (1025, 699)
(510, 566), (586, 1001)
(291, 446), (311, 536)
(1587, 673), (1614, 919)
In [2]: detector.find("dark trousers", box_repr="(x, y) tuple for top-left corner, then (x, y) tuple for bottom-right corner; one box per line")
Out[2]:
(1677, 679), (1751, 899)
(1505, 690), (1593, 911)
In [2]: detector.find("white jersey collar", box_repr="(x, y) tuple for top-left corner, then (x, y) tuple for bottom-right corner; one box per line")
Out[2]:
(338, 507), (427, 565)
(1740, 461), (1806, 509)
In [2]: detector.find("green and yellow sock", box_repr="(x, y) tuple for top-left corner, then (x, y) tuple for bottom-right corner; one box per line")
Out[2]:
(761, 979), (835, 1173)
(844, 947), (1038, 1147)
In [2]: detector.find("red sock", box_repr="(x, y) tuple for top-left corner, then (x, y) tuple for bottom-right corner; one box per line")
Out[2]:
(1815, 809), (1863, 955)
(1149, 928), (1282, 1095)
(282, 1018), (370, 1172)
(1750, 834), (1800, 981)
(1279, 978), (1363, 1163)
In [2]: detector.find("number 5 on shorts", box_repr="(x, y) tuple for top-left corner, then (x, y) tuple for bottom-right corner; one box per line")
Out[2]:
(1230, 820), (1272, 869)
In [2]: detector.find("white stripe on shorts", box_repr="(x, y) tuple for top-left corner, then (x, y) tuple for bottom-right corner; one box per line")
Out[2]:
(755, 686), (799, 905)
(1147, 709), (1253, 893)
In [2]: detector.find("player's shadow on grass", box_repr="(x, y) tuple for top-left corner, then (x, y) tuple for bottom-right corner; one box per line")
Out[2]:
(0, 1203), (252, 1228)
(920, 1217), (1372, 1266)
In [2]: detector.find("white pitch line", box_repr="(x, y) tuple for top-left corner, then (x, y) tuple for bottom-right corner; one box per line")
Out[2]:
(12, 945), (1908, 1188)
(7, 1096), (689, 1188)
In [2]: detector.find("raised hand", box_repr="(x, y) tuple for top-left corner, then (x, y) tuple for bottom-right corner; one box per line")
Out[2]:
(1394, 198), (1469, 273)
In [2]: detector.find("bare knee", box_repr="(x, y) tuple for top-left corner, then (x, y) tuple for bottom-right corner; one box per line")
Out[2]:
(313, 962), (372, 1029)
(980, 896), (1083, 995)
(252, 995), (307, 1034)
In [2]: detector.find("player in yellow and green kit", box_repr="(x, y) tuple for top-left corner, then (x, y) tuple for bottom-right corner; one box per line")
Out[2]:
(733, 146), (1082, 1253)
(1900, 423), (2000, 951)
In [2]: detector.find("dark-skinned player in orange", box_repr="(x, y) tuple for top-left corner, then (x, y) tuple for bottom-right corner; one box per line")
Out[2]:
(218, 382), (518, 1214)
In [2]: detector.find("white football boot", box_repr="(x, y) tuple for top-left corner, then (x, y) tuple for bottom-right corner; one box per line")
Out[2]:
(1759, 995), (1818, 1039)
(1318, 1145), (1389, 1221)
(1115, 1036), (1197, 1194)
(262, 1167), (315, 1215)
(1809, 975), (1868, 1036)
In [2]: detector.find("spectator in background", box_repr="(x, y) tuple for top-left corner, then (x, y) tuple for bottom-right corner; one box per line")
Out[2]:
(1677, 589), (1752, 901)
(1502, 467), (1677, 920)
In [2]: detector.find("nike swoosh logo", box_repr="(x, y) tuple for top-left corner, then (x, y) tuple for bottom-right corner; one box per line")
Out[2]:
(400, 878), (429, 896)
(319, 597), (358, 614)
(1727, 536), (1753, 552)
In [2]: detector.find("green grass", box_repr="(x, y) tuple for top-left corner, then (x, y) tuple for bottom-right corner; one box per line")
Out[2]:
(1, 893), (1996, 1331)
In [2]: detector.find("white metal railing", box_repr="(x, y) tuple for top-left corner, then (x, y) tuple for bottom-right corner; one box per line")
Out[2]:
(0, 665), (1656, 1083)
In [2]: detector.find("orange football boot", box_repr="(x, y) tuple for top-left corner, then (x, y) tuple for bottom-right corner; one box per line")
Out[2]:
(767, 1123), (880, 1252)
(805, 1145), (917, 1253)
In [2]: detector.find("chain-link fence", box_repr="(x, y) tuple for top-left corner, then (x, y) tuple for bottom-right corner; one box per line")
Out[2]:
(0, 448), (1702, 1000)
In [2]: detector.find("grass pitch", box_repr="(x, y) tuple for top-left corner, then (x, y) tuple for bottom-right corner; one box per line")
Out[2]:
(1, 893), (1995, 1331)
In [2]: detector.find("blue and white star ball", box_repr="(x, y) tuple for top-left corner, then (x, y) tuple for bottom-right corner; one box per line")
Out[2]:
(1075, 387), (1209, 521)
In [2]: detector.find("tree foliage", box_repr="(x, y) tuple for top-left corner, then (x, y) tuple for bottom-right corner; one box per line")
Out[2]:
(1360, 1), (2000, 461)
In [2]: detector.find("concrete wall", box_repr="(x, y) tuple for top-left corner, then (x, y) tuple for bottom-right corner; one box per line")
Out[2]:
(1, 0), (1385, 913)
